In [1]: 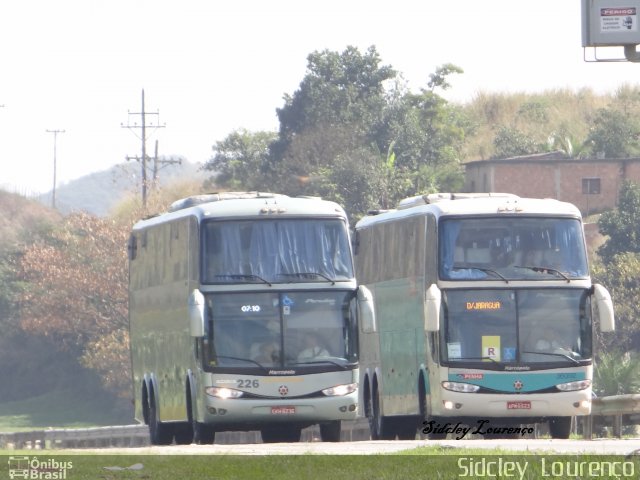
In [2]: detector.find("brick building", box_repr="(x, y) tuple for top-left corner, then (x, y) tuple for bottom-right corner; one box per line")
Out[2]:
(463, 151), (640, 216)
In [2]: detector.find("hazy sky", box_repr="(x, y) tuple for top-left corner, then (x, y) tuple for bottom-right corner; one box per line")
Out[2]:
(1, 0), (640, 194)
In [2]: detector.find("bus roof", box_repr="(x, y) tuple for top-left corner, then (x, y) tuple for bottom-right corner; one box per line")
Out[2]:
(356, 193), (582, 229)
(133, 192), (348, 230)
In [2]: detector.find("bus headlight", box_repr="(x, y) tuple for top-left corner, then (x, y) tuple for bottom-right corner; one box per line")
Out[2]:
(205, 387), (244, 399)
(556, 379), (591, 392)
(322, 383), (357, 397)
(441, 381), (480, 393)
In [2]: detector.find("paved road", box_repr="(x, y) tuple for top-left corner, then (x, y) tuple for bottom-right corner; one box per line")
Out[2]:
(83, 438), (640, 455)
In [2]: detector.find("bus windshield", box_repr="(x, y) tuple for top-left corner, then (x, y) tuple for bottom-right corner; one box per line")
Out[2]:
(202, 218), (354, 284)
(441, 289), (592, 366)
(439, 217), (588, 281)
(205, 291), (358, 370)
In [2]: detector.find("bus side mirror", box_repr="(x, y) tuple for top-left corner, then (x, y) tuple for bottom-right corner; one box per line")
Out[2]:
(188, 289), (205, 337)
(425, 284), (441, 332)
(593, 284), (615, 332)
(357, 285), (376, 333)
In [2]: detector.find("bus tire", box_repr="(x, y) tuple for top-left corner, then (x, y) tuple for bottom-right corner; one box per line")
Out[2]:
(549, 416), (572, 439)
(395, 417), (418, 440)
(319, 421), (341, 442)
(192, 421), (215, 444)
(173, 422), (194, 445)
(418, 376), (429, 439)
(261, 426), (302, 443)
(149, 393), (173, 445)
(370, 384), (395, 440)
(187, 387), (214, 444)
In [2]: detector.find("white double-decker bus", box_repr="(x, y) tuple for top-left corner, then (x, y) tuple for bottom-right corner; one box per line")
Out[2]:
(354, 193), (614, 439)
(128, 192), (359, 444)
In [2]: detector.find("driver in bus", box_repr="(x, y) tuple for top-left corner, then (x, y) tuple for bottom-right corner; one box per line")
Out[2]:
(525, 328), (580, 358)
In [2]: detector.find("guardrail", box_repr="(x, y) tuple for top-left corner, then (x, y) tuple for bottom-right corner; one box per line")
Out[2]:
(0, 419), (372, 449)
(583, 394), (640, 439)
(2, 397), (639, 449)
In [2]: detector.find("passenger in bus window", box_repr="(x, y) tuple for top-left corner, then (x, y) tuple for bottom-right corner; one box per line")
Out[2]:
(297, 333), (330, 361)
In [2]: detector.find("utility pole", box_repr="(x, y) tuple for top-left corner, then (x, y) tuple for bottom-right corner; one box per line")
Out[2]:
(126, 141), (182, 193)
(150, 140), (182, 189)
(122, 89), (165, 207)
(46, 129), (65, 209)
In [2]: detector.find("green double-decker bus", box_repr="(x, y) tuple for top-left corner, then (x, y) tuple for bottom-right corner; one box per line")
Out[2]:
(129, 192), (359, 444)
(354, 193), (614, 440)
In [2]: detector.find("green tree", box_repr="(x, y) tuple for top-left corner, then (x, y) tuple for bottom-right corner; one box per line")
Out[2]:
(593, 350), (640, 396)
(274, 45), (395, 146)
(586, 107), (640, 158)
(203, 47), (469, 217)
(313, 147), (388, 223)
(492, 125), (540, 158)
(0, 254), (22, 334)
(597, 181), (640, 262)
(267, 45), (396, 199)
(202, 129), (277, 191)
(377, 63), (469, 179)
(591, 253), (640, 353)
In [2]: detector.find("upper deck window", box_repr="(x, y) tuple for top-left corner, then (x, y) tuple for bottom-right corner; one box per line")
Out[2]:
(439, 217), (588, 281)
(202, 218), (354, 284)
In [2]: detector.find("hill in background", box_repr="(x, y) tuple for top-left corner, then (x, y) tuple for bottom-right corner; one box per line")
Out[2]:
(0, 190), (61, 249)
(35, 159), (204, 217)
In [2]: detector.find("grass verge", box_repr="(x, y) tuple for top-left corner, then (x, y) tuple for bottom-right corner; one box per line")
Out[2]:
(0, 387), (132, 431)
(1, 450), (639, 480)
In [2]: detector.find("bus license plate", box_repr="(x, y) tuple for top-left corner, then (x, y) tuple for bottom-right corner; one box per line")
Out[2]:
(271, 406), (296, 415)
(507, 401), (531, 410)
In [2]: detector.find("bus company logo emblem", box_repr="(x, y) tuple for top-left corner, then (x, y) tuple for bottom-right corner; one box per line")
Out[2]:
(513, 380), (523, 391)
(278, 385), (289, 396)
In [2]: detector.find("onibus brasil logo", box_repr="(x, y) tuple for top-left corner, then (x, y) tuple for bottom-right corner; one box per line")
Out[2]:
(8, 456), (73, 479)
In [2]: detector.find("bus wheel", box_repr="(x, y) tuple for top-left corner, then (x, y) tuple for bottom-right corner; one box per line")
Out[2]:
(418, 378), (428, 439)
(173, 422), (194, 445)
(192, 422), (215, 444)
(395, 417), (418, 440)
(187, 393), (214, 444)
(370, 386), (395, 440)
(149, 396), (173, 445)
(549, 416), (572, 439)
(319, 421), (341, 442)
(261, 426), (302, 443)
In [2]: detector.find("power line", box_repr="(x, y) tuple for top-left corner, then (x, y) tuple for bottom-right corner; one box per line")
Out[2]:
(46, 129), (65, 209)
(121, 89), (165, 207)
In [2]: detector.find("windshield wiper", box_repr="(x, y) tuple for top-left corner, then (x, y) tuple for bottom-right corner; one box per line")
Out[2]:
(514, 265), (570, 282)
(522, 351), (580, 364)
(214, 274), (272, 286)
(291, 358), (348, 369)
(278, 272), (336, 285)
(453, 266), (509, 283)
(213, 355), (271, 371)
(449, 356), (501, 364)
